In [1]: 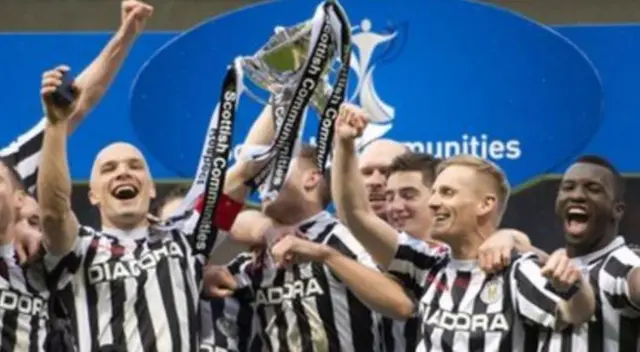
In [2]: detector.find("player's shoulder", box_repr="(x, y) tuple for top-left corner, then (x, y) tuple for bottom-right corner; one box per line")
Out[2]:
(322, 219), (366, 252)
(397, 232), (449, 258)
(79, 225), (100, 238)
(605, 244), (640, 267)
(507, 251), (545, 274)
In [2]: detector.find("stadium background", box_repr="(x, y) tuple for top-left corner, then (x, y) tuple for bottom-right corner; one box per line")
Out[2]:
(2, 0), (640, 263)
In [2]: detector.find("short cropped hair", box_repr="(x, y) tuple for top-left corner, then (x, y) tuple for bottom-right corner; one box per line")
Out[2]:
(297, 144), (331, 208)
(388, 152), (440, 187)
(0, 158), (25, 192)
(436, 155), (510, 220)
(575, 154), (625, 201)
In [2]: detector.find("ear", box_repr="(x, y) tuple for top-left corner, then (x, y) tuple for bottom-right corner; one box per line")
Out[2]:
(150, 183), (157, 200)
(88, 188), (100, 206)
(476, 194), (497, 217)
(303, 170), (322, 191)
(613, 201), (625, 222)
(13, 190), (25, 211)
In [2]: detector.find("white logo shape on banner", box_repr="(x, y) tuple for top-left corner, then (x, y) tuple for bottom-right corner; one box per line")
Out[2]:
(350, 19), (399, 151)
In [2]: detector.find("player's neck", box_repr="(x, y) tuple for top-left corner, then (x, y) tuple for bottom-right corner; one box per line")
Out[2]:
(450, 225), (495, 260)
(409, 228), (430, 241)
(277, 202), (324, 226)
(450, 240), (481, 260)
(567, 230), (618, 258)
(101, 215), (149, 232)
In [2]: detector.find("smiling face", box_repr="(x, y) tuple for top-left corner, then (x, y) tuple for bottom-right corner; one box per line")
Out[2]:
(428, 156), (509, 245)
(386, 170), (433, 238)
(89, 142), (156, 229)
(428, 165), (484, 241)
(359, 140), (408, 220)
(384, 152), (438, 239)
(555, 161), (623, 250)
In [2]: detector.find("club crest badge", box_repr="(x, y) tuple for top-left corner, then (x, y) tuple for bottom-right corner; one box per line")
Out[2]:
(480, 278), (503, 305)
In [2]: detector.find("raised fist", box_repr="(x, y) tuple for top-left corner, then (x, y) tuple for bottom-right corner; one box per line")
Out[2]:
(541, 249), (581, 292)
(270, 234), (330, 268)
(120, 0), (154, 37)
(40, 65), (76, 124)
(335, 103), (369, 141)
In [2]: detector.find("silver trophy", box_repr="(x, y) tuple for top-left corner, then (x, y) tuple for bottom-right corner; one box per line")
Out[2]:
(239, 16), (338, 113)
(235, 0), (351, 198)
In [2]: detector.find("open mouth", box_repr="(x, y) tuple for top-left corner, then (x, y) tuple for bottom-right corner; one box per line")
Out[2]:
(564, 206), (590, 235)
(434, 212), (450, 224)
(111, 184), (139, 201)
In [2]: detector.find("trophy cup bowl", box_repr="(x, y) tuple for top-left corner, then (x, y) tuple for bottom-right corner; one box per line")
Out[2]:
(239, 20), (336, 111)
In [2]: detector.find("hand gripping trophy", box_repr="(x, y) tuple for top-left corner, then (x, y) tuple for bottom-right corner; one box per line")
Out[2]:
(208, 0), (353, 202)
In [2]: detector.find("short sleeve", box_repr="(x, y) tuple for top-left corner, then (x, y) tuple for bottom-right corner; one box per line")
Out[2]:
(199, 292), (256, 352)
(43, 226), (97, 289)
(324, 224), (379, 270)
(510, 254), (579, 328)
(600, 248), (640, 318)
(200, 254), (257, 350)
(0, 119), (45, 193)
(387, 232), (449, 300)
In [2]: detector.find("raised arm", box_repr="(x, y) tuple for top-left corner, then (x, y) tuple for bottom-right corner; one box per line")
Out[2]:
(0, 1), (152, 197)
(270, 235), (415, 319)
(223, 104), (276, 205)
(70, 0), (153, 131)
(38, 1), (153, 255)
(181, 104), (278, 256)
(332, 103), (401, 268)
(38, 67), (81, 255)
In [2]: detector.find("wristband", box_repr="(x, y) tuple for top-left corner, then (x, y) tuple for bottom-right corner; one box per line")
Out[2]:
(194, 193), (244, 232)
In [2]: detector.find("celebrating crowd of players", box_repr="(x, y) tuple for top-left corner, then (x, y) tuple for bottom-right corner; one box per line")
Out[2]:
(0, 0), (639, 351)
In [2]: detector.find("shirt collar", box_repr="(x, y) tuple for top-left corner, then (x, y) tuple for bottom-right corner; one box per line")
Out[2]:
(572, 236), (625, 266)
(102, 227), (149, 241)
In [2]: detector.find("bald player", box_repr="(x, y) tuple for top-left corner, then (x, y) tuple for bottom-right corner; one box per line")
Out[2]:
(37, 61), (275, 352)
(358, 139), (408, 220)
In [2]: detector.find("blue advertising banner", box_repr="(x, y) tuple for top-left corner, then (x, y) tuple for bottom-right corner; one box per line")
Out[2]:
(130, 0), (603, 188)
(0, 0), (638, 188)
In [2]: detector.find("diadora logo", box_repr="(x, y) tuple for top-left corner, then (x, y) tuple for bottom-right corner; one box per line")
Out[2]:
(255, 277), (325, 306)
(420, 303), (510, 333)
(0, 289), (49, 318)
(88, 241), (185, 285)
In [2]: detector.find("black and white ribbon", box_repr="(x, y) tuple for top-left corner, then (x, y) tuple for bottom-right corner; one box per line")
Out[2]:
(158, 60), (243, 255)
(243, 0), (352, 201)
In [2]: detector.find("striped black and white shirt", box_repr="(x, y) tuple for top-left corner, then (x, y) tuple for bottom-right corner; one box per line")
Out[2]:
(0, 243), (49, 352)
(0, 119), (45, 193)
(389, 232), (578, 352)
(382, 313), (420, 352)
(200, 253), (258, 352)
(0, 119), (48, 352)
(44, 223), (226, 352)
(201, 211), (384, 352)
(537, 236), (640, 352)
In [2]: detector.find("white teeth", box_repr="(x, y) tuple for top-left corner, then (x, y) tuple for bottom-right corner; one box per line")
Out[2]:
(435, 214), (448, 222)
(567, 208), (587, 215)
